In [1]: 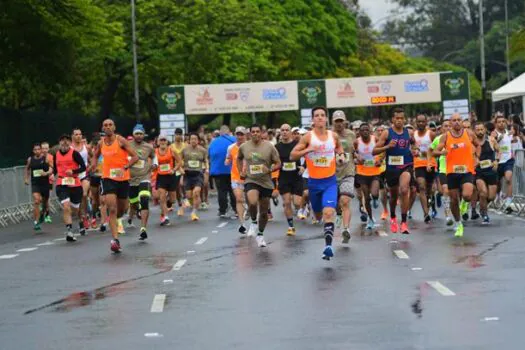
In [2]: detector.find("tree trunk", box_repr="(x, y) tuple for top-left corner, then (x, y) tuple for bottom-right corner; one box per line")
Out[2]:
(99, 70), (126, 123)
(222, 113), (231, 126)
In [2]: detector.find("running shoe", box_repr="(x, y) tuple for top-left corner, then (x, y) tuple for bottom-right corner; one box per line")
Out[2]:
(342, 229), (351, 244)
(82, 217), (90, 231)
(238, 225), (247, 236)
(407, 211), (413, 220)
(160, 216), (170, 226)
(127, 218), (135, 228)
(110, 239), (121, 253)
(460, 200), (469, 216)
(381, 210), (388, 221)
(99, 223), (107, 232)
(219, 212), (228, 219)
(446, 217), (454, 227)
(177, 207), (184, 216)
(268, 212), (274, 221)
(454, 222), (464, 237)
(470, 211), (480, 220)
(191, 212), (199, 221)
(359, 208), (367, 223)
(431, 208), (438, 219)
(38, 213), (45, 224)
(297, 208), (305, 220)
(372, 198), (379, 209)
(200, 202), (208, 210)
(312, 217), (319, 225)
(139, 228), (148, 240)
(44, 215), (52, 224)
(462, 212), (469, 221)
(286, 227), (296, 236)
(66, 231), (76, 242)
(183, 199), (191, 208)
(390, 218), (398, 233)
(366, 218), (375, 231)
(436, 193), (442, 208)
(482, 215), (490, 225)
(247, 223), (257, 237)
(33, 222), (41, 231)
(272, 196), (279, 206)
(256, 235), (267, 247)
(424, 214), (431, 224)
(322, 245), (334, 260)
(91, 218), (97, 229)
(401, 222), (410, 234)
(117, 218), (126, 234)
(79, 227), (86, 236)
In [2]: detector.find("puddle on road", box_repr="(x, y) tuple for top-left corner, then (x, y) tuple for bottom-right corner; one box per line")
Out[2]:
(451, 238), (510, 268)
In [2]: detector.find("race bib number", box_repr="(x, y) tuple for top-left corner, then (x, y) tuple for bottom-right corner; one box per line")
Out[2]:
(364, 159), (375, 167)
(480, 159), (492, 169)
(175, 171), (181, 176)
(78, 171), (86, 179)
(61, 177), (75, 186)
(388, 156), (404, 166)
(109, 168), (124, 179)
(32, 169), (44, 178)
(282, 162), (296, 171)
(249, 164), (264, 175)
(188, 160), (201, 169)
(453, 165), (468, 174)
(501, 145), (510, 152)
(159, 164), (171, 172)
(132, 159), (145, 169)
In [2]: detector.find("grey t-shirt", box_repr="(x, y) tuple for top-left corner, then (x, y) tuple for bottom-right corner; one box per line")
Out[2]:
(129, 141), (155, 186)
(238, 140), (280, 189)
(336, 129), (356, 179)
(181, 145), (207, 173)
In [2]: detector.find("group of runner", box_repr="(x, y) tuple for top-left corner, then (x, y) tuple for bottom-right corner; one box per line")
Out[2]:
(24, 107), (519, 259)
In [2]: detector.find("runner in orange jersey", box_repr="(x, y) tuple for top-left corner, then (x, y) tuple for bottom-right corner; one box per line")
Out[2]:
(156, 135), (182, 226)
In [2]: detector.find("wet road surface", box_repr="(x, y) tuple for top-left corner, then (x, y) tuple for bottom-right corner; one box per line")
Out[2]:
(1, 201), (525, 349)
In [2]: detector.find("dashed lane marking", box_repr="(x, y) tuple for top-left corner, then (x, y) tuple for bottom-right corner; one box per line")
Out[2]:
(163, 279), (173, 284)
(393, 250), (409, 259)
(172, 259), (187, 271)
(186, 250), (196, 254)
(150, 294), (166, 313)
(411, 267), (423, 271)
(0, 254), (19, 259)
(217, 222), (228, 228)
(212, 230), (218, 234)
(36, 242), (55, 246)
(427, 281), (456, 296)
(16, 247), (38, 252)
(378, 230), (388, 237)
(144, 333), (163, 338)
(195, 237), (208, 245)
(53, 238), (66, 241)
(482, 317), (499, 322)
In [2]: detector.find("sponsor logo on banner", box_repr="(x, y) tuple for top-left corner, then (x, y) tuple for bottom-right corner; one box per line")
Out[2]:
(337, 82), (355, 98)
(161, 92), (182, 110)
(196, 88), (213, 105)
(371, 96), (396, 105)
(367, 85), (379, 93)
(240, 90), (249, 101)
(226, 93), (238, 101)
(262, 87), (287, 100)
(302, 86), (322, 104)
(404, 79), (429, 92)
(381, 82), (391, 94)
(444, 77), (465, 96)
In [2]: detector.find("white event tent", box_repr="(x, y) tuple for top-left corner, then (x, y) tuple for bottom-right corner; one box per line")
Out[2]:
(492, 72), (525, 112)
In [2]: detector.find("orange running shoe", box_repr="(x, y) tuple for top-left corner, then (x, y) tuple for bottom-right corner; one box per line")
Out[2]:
(401, 222), (410, 234)
(390, 218), (398, 233)
(381, 210), (388, 220)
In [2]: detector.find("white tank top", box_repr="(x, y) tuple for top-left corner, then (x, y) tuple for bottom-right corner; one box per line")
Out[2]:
(497, 131), (513, 164)
(414, 130), (432, 154)
(512, 136), (522, 155)
(306, 130), (336, 168)
(357, 136), (376, 165)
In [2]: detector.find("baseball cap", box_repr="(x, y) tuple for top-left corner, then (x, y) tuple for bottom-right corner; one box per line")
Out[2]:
(291, 127), (300, 133)
(299, 128), (307, 135)
(158, 135), (168, 141)
(235, 126), (247, 134)
(332, 110), (346, 121)
(133, 124), (145, 135)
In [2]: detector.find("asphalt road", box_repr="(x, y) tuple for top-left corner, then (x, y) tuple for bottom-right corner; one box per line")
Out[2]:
(1, 198), (525, 350)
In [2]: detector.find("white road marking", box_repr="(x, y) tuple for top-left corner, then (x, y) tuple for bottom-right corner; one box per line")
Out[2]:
(53, 238), (66, 241)
(482, 317), (499, 322)
(144, 333), (163, 338)
(393, 250), (409, 259)
(0, 254), (19, 259)
(186, 250), (196, 254)
(427, 281), (456, 296)
(378, 230), (388, 237)
(16, 247), (38, 252)
(411, 267), (423, 271)
(150, 294), (166, 313)
(163, 279), (173, 284)
(36, 242), (54, 246)
(212, 230), (218, 234)
(195, 237), (208, 245)
(217, 222), (228, 228)
(172, 259), (187, 271)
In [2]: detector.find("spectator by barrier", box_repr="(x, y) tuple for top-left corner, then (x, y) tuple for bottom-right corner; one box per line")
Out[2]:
(510, 149), (525, 216)
(0, 166), (59, 228)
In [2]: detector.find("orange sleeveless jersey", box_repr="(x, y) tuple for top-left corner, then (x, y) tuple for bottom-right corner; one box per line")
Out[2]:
(101, 137), (130, 181)
(156, 147), (174, 175)
(445, 131), (475, 175)
(414, 130), (437, 169)
(355, 136), (382, 176)
(230, 144), (242, 182)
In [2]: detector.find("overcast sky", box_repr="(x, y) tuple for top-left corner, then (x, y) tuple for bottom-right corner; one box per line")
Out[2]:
(360, 0), (396, 28)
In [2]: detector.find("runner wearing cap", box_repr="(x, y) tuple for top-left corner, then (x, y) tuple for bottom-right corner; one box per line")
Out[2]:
(226, 126), (248, 234)
(493, 115), (514, 213)
(332, 110), (357, 243)
(237, 124), (281, 247)
(156, 135), (182, 226)
(291, 106), (346, 260)
(129, 124), (156, 240)
(276, 123), (303, 236)
(72, 128), (92, 231)
(91, 119), (139, 253)
(170, 128), (187, 216)
(180, 133), (208, 221)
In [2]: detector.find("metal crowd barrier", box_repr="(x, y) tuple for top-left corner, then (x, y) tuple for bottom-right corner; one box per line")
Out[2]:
(0, 166), (60, 228)
(509, 149), (525, 216)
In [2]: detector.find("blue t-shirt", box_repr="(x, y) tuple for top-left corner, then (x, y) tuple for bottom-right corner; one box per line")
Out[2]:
(208, 134), (236, 176)
(385, 127), (413, 170)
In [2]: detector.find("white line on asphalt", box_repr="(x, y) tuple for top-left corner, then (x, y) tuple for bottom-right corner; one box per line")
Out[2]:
(212, 230), (218, 234)
(427, 281), (456, 296)
(186, 250), (196, 254)
(217, 222), (228, 228)
(482, 317), (499, 321)
(0, 254), (19, 259)
(378, 230), (388, 237)
(53, 238), (66, 241)
(393, 250), (409, 259)
(144, 333), (163, 338)
(163, 279), (173, 284)
(195, 237), (208, 245)
(150, 294), (166, 313)
(36, 242), (55, 246)
(172, 259), (187, 271)
(16, 247), (38, 252)
(411, 267), (423, 271)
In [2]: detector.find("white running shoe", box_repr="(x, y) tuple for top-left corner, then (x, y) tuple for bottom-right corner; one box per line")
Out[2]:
(256, 235), (267, 247)
(247, 223), (257, 237)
